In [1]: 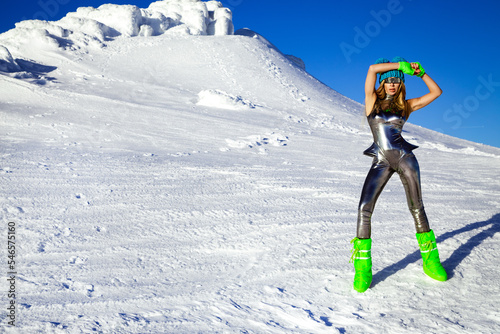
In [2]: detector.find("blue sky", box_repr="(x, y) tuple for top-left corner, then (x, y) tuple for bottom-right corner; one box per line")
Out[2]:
(2, 0), (499, 148)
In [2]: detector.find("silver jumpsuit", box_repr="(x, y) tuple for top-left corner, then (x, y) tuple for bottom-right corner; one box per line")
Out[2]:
(356, 109), (431, 239)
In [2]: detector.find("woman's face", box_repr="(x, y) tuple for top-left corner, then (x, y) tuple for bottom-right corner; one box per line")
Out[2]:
(384, 77), (401, 96)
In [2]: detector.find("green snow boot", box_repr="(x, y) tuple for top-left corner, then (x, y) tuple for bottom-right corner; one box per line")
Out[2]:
(350, 238), (372, 293)
(416, 230), (447, 281)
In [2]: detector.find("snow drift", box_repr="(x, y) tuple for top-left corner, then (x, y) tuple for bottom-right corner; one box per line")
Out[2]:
(0, 45), (20, 72)
(1, 1), (499, 333)
(0, 0), (233, 60)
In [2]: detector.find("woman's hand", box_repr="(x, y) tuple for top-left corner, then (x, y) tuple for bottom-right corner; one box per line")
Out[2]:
(411, 62), (425, 77)
(411, 62), (421, 76)
(399, 62), (426, 77)
(398, 62), (414, 75)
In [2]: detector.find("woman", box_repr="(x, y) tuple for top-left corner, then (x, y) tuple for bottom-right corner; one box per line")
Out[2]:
(350, 56), (447, 293)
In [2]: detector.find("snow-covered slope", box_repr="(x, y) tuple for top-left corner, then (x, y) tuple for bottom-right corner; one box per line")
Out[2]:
(1, 1), (499, 333)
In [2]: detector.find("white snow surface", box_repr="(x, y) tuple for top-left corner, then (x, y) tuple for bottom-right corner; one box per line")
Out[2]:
(1, 1), (500, 333)
(197, 89), (257, 110)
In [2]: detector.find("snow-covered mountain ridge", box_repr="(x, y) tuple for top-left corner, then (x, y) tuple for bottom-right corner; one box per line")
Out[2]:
(0, 0), (233, 53)
(1, 1), (499, 333)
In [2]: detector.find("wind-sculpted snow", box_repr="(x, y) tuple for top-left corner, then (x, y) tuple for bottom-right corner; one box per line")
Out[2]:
(1, 2), (500, 333)
(0, 0), (233, 69)
(0, 45), (20, 72)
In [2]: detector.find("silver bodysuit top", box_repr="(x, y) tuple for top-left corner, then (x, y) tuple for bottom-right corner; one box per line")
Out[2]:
(363, 110), (418, 158)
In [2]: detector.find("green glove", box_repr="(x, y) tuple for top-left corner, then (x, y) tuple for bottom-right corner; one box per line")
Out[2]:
(414, 62), (425, 77)
(398, 62), (414, 75)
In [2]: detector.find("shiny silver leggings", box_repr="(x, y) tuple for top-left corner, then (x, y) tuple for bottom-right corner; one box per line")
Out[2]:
(357, 151), (430, 239)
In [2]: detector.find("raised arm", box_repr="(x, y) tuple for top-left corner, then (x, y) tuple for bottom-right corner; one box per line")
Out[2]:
(365, 62), (400, 116)
(407, 66), (442, 113)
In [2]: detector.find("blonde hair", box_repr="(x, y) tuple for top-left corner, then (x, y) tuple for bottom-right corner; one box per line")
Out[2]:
(374, 80), (410, 119)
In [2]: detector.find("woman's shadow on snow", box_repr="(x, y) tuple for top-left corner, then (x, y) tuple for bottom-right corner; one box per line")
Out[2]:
(371, 213), (500, 287)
